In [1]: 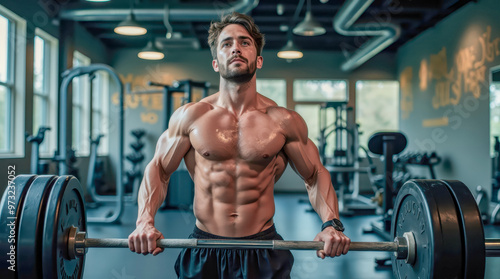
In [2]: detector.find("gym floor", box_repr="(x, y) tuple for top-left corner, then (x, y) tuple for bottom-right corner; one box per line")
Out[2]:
(83, 193), (500, 279)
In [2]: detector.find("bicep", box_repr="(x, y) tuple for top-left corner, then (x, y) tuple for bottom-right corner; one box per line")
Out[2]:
(283, 138), (322, 181)
(151, 105), (193, 177)
(154, 130), (191, 177)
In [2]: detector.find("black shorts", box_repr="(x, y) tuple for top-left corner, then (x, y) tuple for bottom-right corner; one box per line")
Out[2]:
(174, 225), (294, 279)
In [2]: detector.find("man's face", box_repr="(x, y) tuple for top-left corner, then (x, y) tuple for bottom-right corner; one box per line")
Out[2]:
(212, 24), (263, 83)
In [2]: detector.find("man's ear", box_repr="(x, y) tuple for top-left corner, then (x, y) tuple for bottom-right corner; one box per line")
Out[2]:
(257, 56), (263, 69)
(212, 59), (219, 72)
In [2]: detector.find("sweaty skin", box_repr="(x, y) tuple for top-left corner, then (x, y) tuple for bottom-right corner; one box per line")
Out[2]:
(128, 23), (350, 259)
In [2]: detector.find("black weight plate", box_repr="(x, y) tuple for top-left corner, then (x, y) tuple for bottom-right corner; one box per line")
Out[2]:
(42, 176), (87, 279)
(0, 174), (37, 279)
(18, 175), (58, 279)
(442, 180), (486, 279)
(391, 180), (463, 279)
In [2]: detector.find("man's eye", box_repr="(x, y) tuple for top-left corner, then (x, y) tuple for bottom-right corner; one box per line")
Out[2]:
(242, 41), (250, 46)
(223, 43), (230, 47)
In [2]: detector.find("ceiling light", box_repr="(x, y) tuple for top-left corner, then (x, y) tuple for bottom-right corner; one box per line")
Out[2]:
(277, 40), (303, 60)
(277, 4), (284, 16)
(138, 40), (164, 60)
(293, 0), (326, 36)
(86, 0), (111, 2)
(114, 12), (147, 36)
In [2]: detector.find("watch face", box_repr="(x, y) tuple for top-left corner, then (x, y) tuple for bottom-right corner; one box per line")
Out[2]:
(333, 219), (343, 227)
(332, 219), (344, 232)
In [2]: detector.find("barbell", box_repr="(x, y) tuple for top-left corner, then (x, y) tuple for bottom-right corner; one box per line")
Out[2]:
(0, 175), (499, 279)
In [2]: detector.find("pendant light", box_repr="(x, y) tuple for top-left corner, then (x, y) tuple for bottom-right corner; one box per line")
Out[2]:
(138, 39), (164, 60)
(114, 0), (147, 36)
(277, 39), (303, 60)
(293, 0), (326, 36)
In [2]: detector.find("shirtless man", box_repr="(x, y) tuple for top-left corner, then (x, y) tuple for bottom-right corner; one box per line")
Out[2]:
(128, 12), (350, 278)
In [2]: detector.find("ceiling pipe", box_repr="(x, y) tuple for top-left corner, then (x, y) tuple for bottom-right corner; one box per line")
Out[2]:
(59, 0), (259, 22)
(333, 0), (401, 72)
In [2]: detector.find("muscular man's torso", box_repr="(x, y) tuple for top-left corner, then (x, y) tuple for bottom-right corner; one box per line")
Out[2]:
(181, 93), (290, 237)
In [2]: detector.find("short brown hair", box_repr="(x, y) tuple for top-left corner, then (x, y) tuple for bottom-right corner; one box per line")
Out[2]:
(208, 12), (265, 59)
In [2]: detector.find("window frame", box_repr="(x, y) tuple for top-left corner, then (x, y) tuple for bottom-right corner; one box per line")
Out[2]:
(0, 5), (26, 157)
(33, 28), (59, 157)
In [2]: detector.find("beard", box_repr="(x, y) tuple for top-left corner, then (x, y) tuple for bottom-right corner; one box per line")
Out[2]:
(218, 55), (257, 83)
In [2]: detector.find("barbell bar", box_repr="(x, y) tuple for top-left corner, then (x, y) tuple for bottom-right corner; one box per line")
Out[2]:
(66, 226), (415, 263)
(2, 175), (500, 279)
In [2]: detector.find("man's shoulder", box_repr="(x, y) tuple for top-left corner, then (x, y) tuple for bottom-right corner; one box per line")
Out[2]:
(265, 105), (300, 122)
(264, 106), (307, 140)
(178, 101), (214, 119)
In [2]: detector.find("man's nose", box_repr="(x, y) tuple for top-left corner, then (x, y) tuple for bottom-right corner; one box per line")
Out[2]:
(231, 44), (241, 55)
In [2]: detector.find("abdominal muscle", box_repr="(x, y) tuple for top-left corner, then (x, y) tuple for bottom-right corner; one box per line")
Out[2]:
(189, 157), (278, 237)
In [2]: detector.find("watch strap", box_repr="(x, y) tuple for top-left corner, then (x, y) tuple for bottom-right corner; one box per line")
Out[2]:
(321, 218), (345, 232)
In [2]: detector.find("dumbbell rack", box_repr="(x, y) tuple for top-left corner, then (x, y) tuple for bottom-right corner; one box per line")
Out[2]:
(123, 129), (146, 204)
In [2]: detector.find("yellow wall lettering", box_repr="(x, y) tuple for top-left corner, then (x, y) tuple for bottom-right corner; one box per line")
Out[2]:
(400, 67), (413, 119)
(141, 112), (158, 124)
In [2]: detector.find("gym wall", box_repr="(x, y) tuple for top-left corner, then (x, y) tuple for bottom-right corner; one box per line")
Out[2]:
(397, 0), (500, 197)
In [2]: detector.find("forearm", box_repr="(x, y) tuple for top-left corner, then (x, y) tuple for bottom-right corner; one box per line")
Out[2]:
(306, 166), (340, 222)
(136, 162), (169, 226)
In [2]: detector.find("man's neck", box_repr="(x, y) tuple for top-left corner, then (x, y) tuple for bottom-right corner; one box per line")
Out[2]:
(218, 75), (258, 116)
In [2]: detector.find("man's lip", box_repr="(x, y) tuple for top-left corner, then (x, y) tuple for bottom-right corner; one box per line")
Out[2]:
(230, 58), (245, 63)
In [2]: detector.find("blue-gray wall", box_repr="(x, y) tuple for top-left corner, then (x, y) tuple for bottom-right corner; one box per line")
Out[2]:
(397, 0), (500, 196)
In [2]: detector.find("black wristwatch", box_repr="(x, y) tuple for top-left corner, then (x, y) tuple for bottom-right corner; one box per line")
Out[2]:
(321, 218), (345, 232)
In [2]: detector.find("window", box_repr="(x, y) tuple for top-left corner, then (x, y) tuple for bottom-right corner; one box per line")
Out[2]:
(33, 28), (58, 155)
(293, 80), (348, 158)
(256, 79), (286, 107)
(91, 71), (110, 155)
(490, 82), (500, 155)
(72, 51), (91, 156)
(0, 12), (13, 152)
(0, 5), (26, 156)
(293, 80), (347, 102)
(356, 81), (400, 147)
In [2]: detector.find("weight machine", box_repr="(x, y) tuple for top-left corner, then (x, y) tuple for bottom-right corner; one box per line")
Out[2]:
(318, 101), (377, 216)
(488, 136), (500, 224)
(58, 64), (125, 224)
(25, 126), (51, 174)
(147, 79), (211, 131)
